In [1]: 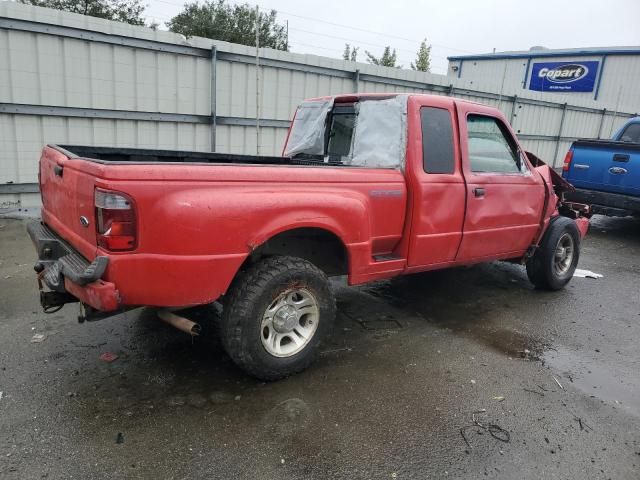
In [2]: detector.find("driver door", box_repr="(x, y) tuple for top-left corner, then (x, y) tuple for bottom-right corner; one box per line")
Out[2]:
(456, 103), (545, 261)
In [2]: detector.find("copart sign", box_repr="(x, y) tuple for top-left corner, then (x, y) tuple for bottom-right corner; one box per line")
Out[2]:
(529, 61), (599, 92)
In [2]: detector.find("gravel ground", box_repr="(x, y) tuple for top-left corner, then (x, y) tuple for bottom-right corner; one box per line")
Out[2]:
(0, 215), (639, 479)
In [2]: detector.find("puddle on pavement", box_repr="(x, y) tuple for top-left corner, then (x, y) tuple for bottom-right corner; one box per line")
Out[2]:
(262, 398), (311, 439)
(358, 266), (551, 361)
(358, 267), (640, 418)
(54, 298), (456, 478)
(57, 262), (556, 434)
(589, 215), (640, 237)
(56, 261), (597, 451)
(67, 306), (262, 423)
(544, 345), (640, 417)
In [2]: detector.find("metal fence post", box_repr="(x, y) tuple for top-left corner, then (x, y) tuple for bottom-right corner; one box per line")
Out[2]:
(553, 103), (568, 166)
(608, 87), (623, 137)
(210, 45), (217, 152)
(510, 95), (518, 124)
(448, 84), (455, 96)
(354, 69), (360, 93)
(255, 7), (261, 155)
(597, 108), (606, 139)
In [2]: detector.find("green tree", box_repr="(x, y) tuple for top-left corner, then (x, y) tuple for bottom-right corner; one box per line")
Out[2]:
(19, 0), (147, 25)
(167, 0), (288, 51)
(364, 46), (398, 67)
(342, 43), (359, 62)
(411, 38), (432, 72)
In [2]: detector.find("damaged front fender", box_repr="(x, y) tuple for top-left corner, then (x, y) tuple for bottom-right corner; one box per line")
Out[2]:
(526, 151), (575, 194)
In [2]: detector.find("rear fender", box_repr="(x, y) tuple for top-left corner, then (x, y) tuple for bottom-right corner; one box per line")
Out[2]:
(242, 193), (370, 278)
(246, 196), (368, 250)
(153, 186), (371, 267)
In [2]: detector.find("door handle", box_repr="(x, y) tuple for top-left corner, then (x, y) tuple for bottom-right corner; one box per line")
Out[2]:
(473, 187), (485, 197)
(613, 153), (630, 162)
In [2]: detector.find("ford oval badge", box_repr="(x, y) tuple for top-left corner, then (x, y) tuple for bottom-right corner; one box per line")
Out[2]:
(609, 167), (627, 175)
(80, 216), (90, 228)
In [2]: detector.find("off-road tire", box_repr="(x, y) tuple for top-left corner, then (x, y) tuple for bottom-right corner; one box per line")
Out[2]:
(221, 256), (336, 380)
(526, 216), (581, 290)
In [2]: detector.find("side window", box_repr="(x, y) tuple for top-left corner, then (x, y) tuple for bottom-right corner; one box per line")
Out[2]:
(327, 105), (356, 159)
(620, 123), (640, 143)
(421, 107), (455, 174)
(467, 115), (525, 174)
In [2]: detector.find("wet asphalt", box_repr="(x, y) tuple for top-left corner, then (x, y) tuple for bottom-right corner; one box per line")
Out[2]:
(0, 216), (639, 479)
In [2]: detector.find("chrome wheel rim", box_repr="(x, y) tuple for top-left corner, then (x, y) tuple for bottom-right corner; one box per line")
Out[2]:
(553, 233), (574, 276)
(261, 288), (320, 358)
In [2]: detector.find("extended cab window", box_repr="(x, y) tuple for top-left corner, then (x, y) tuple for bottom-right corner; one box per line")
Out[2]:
(421, 107), (454, 174)
(467, 115), (525, 174)
(620, 123), (640, 143)
(284, 96), (407, 168)
(327, 105), (356, 160)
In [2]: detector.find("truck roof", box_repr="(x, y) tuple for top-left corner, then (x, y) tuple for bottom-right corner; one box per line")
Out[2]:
(308, 93), (485, 109)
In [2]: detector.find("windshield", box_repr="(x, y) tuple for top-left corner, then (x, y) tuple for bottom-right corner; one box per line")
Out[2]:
(284, 95), (407, 169)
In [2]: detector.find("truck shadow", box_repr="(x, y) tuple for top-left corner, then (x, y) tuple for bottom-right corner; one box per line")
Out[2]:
(65, 259), (550, 420)
(588, 214), (640, 242)
(357, 263), (553, 360)
(54, 257), (575, 471)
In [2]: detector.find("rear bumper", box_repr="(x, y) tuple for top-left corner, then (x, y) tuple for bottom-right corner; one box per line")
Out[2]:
(27, 222), (120, 312)
(565, 188), (640, 217)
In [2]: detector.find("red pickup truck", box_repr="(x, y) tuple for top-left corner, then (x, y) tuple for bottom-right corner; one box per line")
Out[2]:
(28, 93), (590, 379)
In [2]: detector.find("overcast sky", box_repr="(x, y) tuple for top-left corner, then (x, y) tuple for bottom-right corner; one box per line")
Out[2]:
(145, 0), (640, 75)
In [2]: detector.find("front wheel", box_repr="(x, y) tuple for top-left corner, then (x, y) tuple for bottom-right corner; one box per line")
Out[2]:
(221, 256), (336, 380)
(526, 216), (581, 290)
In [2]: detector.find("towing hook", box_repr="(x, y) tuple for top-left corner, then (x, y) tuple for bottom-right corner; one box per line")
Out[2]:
(40, 290), (77, 314)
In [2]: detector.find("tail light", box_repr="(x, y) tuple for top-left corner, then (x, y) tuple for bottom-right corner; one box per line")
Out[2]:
(95, 188), (137, 251)
(562, 150), (573, 172)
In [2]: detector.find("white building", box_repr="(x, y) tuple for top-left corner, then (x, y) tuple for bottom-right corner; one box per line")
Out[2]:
(448, 46), (640, 112)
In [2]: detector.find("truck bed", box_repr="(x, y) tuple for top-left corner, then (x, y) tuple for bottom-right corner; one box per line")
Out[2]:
(564, 138), (640, 197)
(37, 142), (408, 308)
(571, 139), (640, 154)
(563, 137), (640, 216)
(56, 145), (344, 167)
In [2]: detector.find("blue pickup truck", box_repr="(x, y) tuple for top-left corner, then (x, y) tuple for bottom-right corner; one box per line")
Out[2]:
(562, 117), (640, 217)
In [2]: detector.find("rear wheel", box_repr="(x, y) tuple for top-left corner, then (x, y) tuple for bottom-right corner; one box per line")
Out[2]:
(221, 256), (336, 380)
(526, 216), (580, 290)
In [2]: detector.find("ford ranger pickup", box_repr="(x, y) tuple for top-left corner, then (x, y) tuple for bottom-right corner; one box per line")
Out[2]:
(28, 93), (590, 379)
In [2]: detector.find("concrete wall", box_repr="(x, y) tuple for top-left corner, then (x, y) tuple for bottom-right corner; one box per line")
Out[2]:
(1, 3), (637, 210)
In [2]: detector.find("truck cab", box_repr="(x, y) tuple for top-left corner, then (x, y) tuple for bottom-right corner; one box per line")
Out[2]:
(285, 94), (553, 272)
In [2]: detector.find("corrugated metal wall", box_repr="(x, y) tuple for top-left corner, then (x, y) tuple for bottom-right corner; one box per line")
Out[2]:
(1, 2), (637, 210)
(449, 54), (640, 112)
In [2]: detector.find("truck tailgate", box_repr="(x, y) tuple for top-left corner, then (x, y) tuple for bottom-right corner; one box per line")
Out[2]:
(565, 140), (640, 196)
(40, 147), (98, 259)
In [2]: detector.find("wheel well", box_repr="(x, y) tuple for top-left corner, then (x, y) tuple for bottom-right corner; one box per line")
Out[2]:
(244, 228), (348, 276)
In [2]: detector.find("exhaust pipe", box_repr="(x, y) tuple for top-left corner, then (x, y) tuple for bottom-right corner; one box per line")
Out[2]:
(157, 309), (201, 336)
